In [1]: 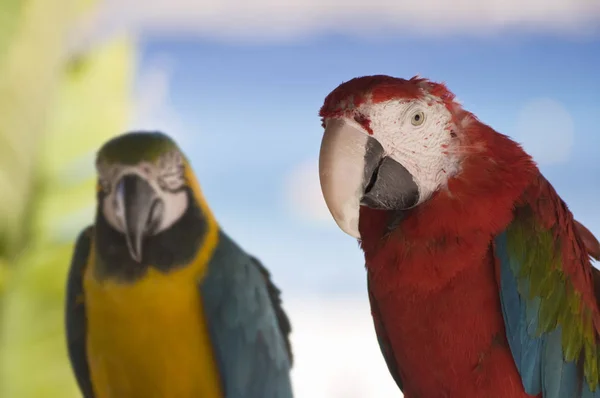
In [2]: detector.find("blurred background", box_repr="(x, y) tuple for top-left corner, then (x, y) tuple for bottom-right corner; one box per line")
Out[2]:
(0, 0), (598, 397)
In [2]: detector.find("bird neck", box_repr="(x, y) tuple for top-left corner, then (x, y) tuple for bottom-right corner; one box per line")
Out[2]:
(359, 122), (538, 269)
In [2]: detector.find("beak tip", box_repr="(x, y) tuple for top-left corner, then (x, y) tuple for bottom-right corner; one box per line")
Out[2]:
(331, 211), (361, 239)
(343, 225), (361, 240)
(125, 236), (143, 263)
(127, 247), (143, 263)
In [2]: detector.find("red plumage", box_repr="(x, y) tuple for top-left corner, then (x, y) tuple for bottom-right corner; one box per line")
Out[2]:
(359, 121), (538, 397)
(320, 76), (600, 397)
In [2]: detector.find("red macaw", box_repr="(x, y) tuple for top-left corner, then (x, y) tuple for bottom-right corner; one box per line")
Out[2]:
(317, 75), (600, 398)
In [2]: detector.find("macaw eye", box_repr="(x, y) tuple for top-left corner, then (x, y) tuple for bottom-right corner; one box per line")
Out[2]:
(158, 168), (185, 192)
(411, 111), (426, 126)
(157, 150), (185, 192)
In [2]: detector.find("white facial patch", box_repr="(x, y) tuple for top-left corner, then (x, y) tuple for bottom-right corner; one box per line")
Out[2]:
(361, 96), (462, 204)
(97, 153), (189, 235)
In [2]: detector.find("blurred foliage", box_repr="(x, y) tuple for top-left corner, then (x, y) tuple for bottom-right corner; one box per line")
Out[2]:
(0, 0), (77, 257)
(0, 0), (23, 64)
(0, 0), (135, 396)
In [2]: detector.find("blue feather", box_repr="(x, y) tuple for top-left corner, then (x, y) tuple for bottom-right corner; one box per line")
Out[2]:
(541, 328), (578, 398)
(495, 230), (600, 398)
(497, 231), (543, 395)
(583, 381), (600, 398)
(200, 230), (294, 398)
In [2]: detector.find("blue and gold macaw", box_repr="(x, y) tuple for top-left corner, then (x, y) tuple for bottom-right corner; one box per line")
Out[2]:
(65, 131), (294, 398)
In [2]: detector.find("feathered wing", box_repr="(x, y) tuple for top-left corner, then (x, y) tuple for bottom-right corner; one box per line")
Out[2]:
(494, 175), (600, 398)
(199, 230), (294, 398)
(367, 274), (404, 392)
(574, 220), (600, 262)
(249, 254), (294, 366)
(65, 226), (95, 398)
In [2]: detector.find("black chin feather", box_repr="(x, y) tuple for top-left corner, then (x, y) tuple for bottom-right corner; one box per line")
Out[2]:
(93, 188), (208, 282)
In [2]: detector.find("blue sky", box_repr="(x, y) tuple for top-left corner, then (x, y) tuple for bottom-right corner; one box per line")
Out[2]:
(133, 34), (600, 299)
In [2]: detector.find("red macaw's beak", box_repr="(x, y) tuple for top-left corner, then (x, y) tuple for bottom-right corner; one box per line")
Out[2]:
(319, 118), (369, 238)
(318, 118), (419, 239)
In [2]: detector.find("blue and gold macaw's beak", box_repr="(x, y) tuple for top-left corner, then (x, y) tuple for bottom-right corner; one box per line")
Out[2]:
(319, 118), (419, 239)
(114, 174), (164, 262)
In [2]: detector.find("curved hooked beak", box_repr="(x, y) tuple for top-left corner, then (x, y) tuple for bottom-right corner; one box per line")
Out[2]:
(114, 174), (164, 262)
(318, 118), (419, 238)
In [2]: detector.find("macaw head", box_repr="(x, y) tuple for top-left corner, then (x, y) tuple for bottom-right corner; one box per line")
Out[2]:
(95, 131), (209, 264)
(318, 75), (533, 239)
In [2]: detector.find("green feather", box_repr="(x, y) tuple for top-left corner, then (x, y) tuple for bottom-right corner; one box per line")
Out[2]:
(506, 211), (600, 390)
(539, 278), (563, 331)
(96, 131), (179, 165)
(562, 309), (583, 361)
(584, 336), (599, 388)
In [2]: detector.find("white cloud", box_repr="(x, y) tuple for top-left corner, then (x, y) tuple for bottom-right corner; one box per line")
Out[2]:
(283, 158), (334, 225)
(70, 0), (600, 51)
(287, 297), (401, 398)
(128, 55), (188, 146)
(513, 97), (575, 165)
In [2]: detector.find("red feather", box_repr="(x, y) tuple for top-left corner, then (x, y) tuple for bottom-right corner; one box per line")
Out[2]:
(575, 220), (600, 262)
(359, 116), (541, 397)
(513, 175), (600, 333)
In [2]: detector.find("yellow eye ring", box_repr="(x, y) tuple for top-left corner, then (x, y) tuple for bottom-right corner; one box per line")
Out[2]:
(411, 111), (425, 126)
